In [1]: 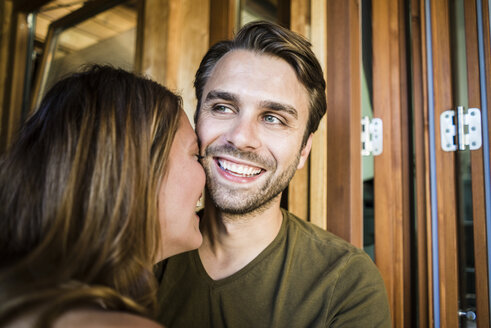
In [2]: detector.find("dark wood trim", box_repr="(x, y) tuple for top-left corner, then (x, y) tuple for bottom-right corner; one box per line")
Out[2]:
(0, 0), (14, 153)
(276, 0), (290, 28)
(410, 0), (430, 326)
(398, 1), (412, 325)
(209, 0), (236, 46)
(133, 0), (145, 73)
(465, 0), (491, 326)
(0, 9), (28, 153)
(13, 0), (51, 13)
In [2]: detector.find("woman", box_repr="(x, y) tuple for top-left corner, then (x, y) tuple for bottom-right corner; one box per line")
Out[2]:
(0, 65), (205, 327)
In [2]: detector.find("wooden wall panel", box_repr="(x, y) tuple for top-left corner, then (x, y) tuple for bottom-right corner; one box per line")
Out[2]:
(398, 1), (412, 325)
(13, 0), (51, 13)
(324, 0), (361, 245)
(0, 0), (13, 152)
(288, 0), (310, 221)
(309, 0), (328, 230)
(419, 0), (435, 325)
(430, 0), (459, 326)
(0, 6), (28, 153)
(139, 0), (210, 119)
(463, 1), (490, 327)
(372, 0), (411, 325)
(138, 0), (170, 85)
(209, 0), (236, 46)
(410, 0), (430, 326)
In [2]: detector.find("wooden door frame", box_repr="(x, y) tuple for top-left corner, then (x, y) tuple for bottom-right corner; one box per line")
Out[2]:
(323, 0), (362, 245)
(372, 0), (412, 326)
(288, 0), (312, 222)
(289, 1), (413, 325)
(410, 0), (431, 326)
(0, 1), (29, 153)
(463, 0), (490, 326)
(430, 0), (460, 326)
(139, 0), (210, 120)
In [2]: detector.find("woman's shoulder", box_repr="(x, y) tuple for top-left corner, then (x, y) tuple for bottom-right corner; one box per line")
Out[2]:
(55, 309), (164, 328)
(4, 309), (164, 328)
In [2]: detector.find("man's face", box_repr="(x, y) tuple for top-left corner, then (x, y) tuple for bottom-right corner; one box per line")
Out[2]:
(196, 50), (312, 215)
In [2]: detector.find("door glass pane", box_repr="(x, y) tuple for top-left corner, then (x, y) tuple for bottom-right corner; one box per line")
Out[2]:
(361, 0), (375, 261)
(450, 0), (477, 326)
(239, 0), (279, 26)
(41, 0), (137, 100)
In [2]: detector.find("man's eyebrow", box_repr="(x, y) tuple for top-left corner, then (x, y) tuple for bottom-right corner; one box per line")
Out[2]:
(203, 90), (298, 119)
(204, 90), (238, 103)
(260, 101), (298, 119)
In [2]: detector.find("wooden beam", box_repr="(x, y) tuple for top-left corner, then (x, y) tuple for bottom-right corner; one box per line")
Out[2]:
(288, 0), (310, 221)
(464, 0), (490, 326)
(13, 0), (51, 13)
(0, 0), (13, 153)
(324, 0), (361, 244)
(0, 6), (28, 153)
(410, 0), (430, 326)
(139, 0), (210, 120)
(209, 0), (236, 46)
(430, 0), (459, 326)
(309, 0), (328, 229)
(372, 0), (412, 325)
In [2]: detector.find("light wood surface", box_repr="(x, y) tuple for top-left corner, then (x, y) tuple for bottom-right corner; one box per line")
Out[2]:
(308, 0), (328, 229)
(429, 0), (459, 326)
(372, 0), (412, 326)
(288, 0), (311, 221)
(139, 0), (209, 120)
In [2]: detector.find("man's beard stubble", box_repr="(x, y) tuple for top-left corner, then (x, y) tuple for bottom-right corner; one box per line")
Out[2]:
(202, 144), (300, 216)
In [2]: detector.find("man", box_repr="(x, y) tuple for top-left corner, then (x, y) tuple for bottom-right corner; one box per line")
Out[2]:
(157, 21), (391, 327)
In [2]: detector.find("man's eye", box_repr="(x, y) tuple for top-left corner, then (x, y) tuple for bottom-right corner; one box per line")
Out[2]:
(263, 115), (282, 124)
(212, 105), (233, 113)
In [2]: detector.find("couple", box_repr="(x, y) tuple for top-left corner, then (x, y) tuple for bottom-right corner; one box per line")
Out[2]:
(0, 21), (390, 327)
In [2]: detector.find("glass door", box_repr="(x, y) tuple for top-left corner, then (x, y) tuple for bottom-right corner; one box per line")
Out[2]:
(31, 0), (138, 110)
(422, 0), (491, 326)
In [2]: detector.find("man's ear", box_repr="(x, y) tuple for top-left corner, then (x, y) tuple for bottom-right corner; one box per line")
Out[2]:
(297, 133), (313, 170)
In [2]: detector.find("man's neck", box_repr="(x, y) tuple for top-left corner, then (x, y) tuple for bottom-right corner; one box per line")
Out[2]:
(198, 196), (284, 280)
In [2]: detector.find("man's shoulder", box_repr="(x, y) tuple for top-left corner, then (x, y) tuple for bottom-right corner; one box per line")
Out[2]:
(282, 208), (363, 254)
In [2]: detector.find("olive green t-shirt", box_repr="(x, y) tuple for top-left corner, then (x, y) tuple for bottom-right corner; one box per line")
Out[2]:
(157, 209), (391, 327)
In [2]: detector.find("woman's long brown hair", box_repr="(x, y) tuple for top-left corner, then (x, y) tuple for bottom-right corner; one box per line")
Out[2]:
(0, 65), (181, 327)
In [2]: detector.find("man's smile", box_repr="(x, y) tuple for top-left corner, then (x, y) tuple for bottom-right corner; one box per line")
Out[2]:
(216, 157), (263, 178)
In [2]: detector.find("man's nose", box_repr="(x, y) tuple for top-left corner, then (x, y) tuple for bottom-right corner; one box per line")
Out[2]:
(225, 116), (261, 150)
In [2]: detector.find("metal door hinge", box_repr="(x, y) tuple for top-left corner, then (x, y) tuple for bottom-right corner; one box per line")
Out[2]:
(361, 117), (383, 156)
(440, 107), (482, 152)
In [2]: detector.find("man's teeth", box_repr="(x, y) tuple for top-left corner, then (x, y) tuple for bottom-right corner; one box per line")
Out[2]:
(218, 159), (262, 177)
